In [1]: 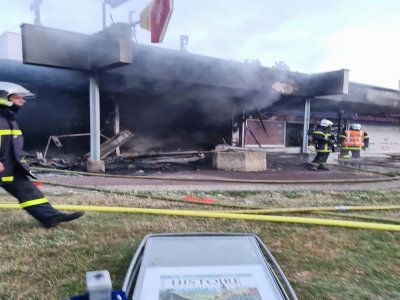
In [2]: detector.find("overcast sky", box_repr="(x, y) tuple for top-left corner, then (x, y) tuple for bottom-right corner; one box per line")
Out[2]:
(1, 0), (400, 89)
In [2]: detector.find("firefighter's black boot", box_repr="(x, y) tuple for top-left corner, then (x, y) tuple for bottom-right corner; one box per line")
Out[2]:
(318, 164), (330, 171)
(42, 211), (85, 228)
(308, 164), (318, 171)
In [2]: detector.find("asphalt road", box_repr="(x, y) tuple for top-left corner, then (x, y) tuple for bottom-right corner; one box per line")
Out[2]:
(32, 164), (400, 192)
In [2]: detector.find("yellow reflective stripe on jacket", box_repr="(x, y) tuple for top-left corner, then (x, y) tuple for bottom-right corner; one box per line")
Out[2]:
(0, 129), (22, 135)
(0, 129), (12, 135)
(20, 198), (48, 208)
(313, 131), (325, 135)
(1, 176), (14, 182)
(0, 98), (13, 107)
(0, 129), (22, 151)
(313, 131), (332, 152)
(313, 131), (330, 139)
(341, 146), (362, 150)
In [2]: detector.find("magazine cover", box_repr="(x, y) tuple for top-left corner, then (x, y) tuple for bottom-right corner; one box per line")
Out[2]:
(159, 273), (262, 299)
(136, 265), (282, 300)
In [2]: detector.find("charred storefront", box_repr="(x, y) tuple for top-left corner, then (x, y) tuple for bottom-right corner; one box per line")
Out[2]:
(1, 24), (400, 167)
(237, 83), (400, 154)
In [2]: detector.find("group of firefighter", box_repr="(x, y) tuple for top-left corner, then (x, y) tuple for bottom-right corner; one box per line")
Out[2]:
(308, 118), (369, 171)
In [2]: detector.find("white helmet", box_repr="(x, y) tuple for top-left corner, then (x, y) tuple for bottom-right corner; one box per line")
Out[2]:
(350, 123), (362, 130)
(320, 119), (333, 128)
(0, 82), (35, 99)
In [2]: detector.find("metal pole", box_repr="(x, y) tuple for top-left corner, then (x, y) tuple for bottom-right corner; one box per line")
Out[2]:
(43, 136), (52, 160)
(241, 112), (246, 147)
(102, 1), (107, 29)
(302, 98), (311, 153)
(90, 75), (101, 161)
(113, 100), (121, 156)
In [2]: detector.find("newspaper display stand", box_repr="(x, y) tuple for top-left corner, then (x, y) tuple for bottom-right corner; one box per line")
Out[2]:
(122, 233), (297, 300)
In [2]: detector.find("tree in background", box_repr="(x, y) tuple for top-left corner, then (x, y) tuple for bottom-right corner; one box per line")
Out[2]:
(244, 59), (262, 66)
(272, 61), (290, 71)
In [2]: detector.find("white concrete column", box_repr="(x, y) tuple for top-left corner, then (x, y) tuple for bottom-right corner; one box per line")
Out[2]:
(88, 75), (105, 172)
(302, 98), (311, 153)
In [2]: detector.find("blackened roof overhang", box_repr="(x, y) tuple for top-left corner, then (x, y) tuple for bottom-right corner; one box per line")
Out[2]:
(2, 41), (397, 115)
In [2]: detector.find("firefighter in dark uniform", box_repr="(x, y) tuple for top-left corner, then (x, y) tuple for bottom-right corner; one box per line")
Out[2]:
(338, 123), (369, 158)
(0, 82), (84, 228)
(309, 119), (335, 171)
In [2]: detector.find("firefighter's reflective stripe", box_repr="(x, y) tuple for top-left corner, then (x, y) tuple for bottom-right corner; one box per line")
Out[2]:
(0, 129), (22, 150)
(342, 130), (364, 147)
(0, 129), (22, 135)
(1, 176), (14, 182)
(0, 98), (13, 107)
(20, 198), (48, 208)
(313, 131), (325, 135)
(316, 140), (330, 152)
(313, 131), (331, 152)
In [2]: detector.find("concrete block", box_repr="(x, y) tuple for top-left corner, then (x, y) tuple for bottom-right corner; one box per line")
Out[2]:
(86, 160), (105, 173)
(213, 151), (267, 171)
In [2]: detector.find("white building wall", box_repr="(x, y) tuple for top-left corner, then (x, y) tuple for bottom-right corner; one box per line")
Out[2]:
(362, 123), (400, 153)
(0, 32), (22, 61)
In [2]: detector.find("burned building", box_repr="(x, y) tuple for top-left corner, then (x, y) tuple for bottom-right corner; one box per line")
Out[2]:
(245, 83), (400, 154)
(1, 25), (400, 160)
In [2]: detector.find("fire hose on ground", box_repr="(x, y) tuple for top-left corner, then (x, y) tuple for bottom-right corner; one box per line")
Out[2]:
(0, 202), (399, 232)
(221, 205), (400, 215)
(0, 167), (398, 232)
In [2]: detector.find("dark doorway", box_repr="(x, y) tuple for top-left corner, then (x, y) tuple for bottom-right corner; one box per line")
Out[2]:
(285, 122), (303, 147)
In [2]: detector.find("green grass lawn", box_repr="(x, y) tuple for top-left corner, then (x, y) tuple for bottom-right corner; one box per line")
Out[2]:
(0, 190), (399, 299)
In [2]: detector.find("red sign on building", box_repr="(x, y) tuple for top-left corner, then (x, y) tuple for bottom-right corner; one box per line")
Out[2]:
(150, 0), (173, 43)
